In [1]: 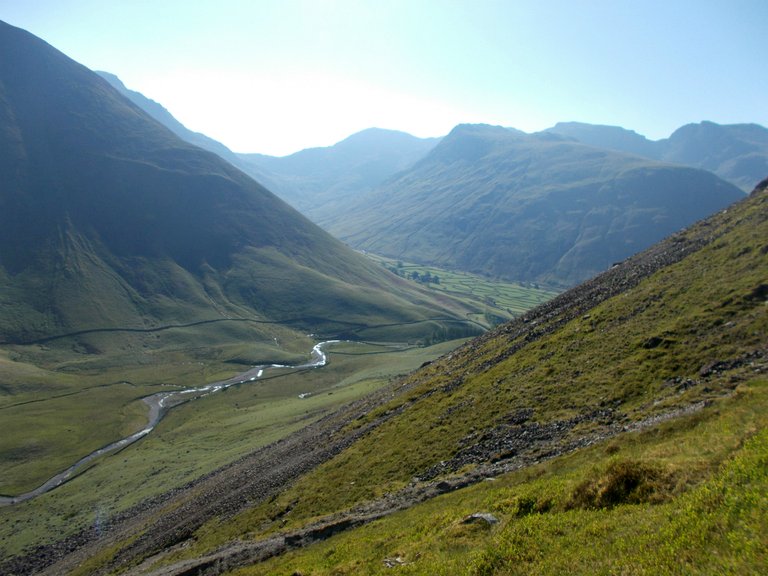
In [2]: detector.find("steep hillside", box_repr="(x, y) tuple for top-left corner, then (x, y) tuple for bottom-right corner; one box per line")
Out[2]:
(96, 71), (280, 190)
(237, 128), (440, 219)
(12, 180), (765, 576)
(91, 74), (441, 222)
(0, 21), (478, 349)
(548, 120), (768, 191)
(327, 124), (743, 286)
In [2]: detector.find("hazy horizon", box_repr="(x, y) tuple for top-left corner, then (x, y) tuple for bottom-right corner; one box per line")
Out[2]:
(2, 0), (766, 156)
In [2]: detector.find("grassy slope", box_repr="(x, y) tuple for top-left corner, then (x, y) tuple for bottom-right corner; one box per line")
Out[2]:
(0, 340), (465, 558)
(246, 381), (767, 576)
(161, 187), (766, 572)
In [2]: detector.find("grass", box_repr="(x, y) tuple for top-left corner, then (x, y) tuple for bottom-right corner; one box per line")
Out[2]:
(150, 188), (767, 571)
(0, 338), (466, 559)
(0, 322), (314, 494)
(0, 381), (151, 495)
(364, 253), (559, 325)
(232, 377), (768, 575)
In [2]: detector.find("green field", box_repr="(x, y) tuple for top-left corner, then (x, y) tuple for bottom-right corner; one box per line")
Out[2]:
(365, 253), (559, 325)
(0, 337), (467, 558)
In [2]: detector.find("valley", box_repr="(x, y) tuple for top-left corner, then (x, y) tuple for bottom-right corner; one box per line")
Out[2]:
(0, 340), (343, 506)
(3, 182), (764, 575)
(0, 16), (766, 576)
(0, 338), (469, 558)
(364, 253), (559, 324)
(0, 254), (552, 507)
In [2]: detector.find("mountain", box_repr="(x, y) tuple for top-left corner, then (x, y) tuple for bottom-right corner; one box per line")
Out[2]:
(96, 71), (243, 168)
(91, 75), (766, 216)
(325, 124), (744, 287)
(545, 121), (658, 157)
(547, 120), (768, 191)
(94, 73), (440, 219)
(0, 21), (477, 348)
(14, 175), (767, 576)
(237, 127), (440, 219)
(97, 71), (284, 193)
(661, 121), (768, 190)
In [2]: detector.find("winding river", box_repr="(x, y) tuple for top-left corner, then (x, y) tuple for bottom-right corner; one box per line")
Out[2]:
(0, 341), (339, 506)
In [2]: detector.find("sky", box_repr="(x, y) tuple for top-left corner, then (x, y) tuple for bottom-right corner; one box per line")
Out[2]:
(1, 0), (766, 156)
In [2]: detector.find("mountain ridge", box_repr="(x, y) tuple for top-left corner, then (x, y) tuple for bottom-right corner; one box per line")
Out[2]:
(547, 120), (768, 190)
(96, 71), (246, 169)
(326, 123), (744, 286)
(237, 126), (441, 218)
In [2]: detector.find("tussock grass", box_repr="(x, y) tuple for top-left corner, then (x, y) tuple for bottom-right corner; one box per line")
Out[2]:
(235, 379), (767, 575)
(566, 458), (675, 510)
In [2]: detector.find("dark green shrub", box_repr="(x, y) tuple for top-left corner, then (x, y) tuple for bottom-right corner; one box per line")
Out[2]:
(568, 459), (672, 509)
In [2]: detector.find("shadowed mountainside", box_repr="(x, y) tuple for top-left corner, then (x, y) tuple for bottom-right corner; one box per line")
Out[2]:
(326, 124), (744, 287)
(96, 71), (282, 191)
(95, 73), (441, 221)
(0, 21), (477, 347)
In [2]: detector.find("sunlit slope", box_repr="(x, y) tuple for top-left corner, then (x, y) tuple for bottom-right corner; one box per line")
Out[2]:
(0, 21), (479, 347)
(329, 124), (744, 286)
(169, 181), (767, 574)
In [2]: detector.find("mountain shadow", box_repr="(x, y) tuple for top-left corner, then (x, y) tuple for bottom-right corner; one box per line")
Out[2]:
(0, 21), (477, 346)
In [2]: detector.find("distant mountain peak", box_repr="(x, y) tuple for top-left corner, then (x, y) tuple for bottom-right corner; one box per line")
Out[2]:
(547, 120), (768, 190)
(447, 123), (523, 137)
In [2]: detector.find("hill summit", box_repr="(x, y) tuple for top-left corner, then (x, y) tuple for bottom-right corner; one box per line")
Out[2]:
(548, 120), (768, 191)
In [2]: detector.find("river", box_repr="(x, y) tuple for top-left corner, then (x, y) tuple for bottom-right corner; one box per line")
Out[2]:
(0, 340), (339, 506)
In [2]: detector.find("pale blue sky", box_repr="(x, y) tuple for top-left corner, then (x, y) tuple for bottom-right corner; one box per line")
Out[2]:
(1, 0), (766, 155)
